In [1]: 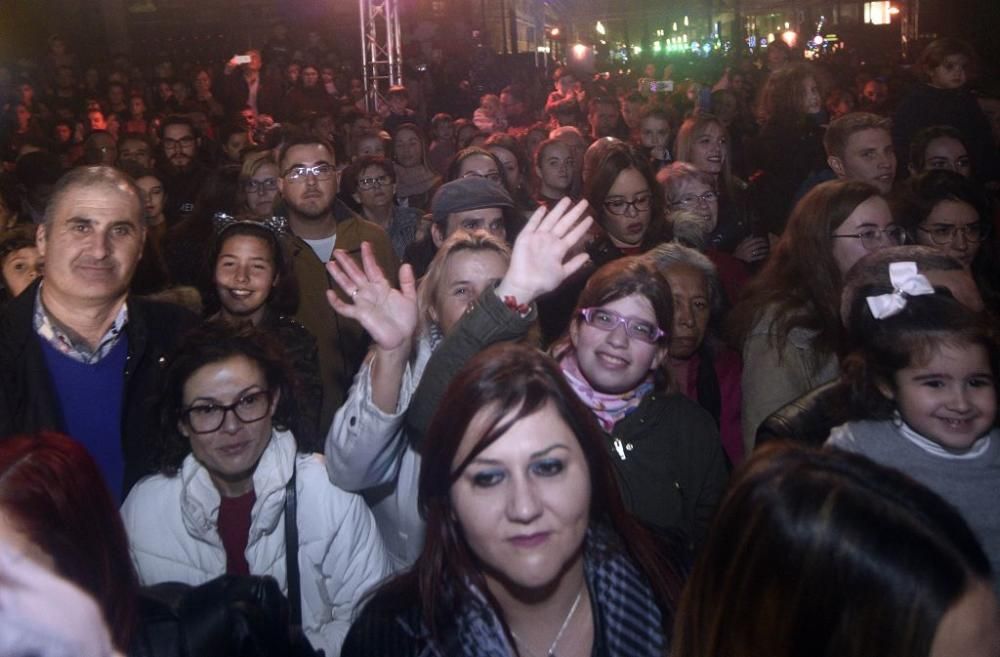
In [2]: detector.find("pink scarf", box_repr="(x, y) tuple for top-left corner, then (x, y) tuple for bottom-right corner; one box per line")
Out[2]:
(559, 352), (653, 432)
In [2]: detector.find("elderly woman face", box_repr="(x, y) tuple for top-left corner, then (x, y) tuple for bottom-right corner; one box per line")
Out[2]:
(178, 355), (277, 497)
(663, 263), (711, 361)
(354, 164), (395, 210)
(668, 177), (718, 232)
(450, 402), (591, 592)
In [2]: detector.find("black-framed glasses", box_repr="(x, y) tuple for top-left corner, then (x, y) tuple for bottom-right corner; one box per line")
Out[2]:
(580, 307), (665, 343)
(244, 178), (279, 194)
(917, 223), (989, 245)
(357, 174), (392, 190)
(163, 136), (196, 150)
(181, 390), (272, 434)
(830, 225), (906, 250)
(669, 190), (718, 207)
(461, 170), (503, 184)
(283, 163), (335, 182)
(603, 193), (652, 216)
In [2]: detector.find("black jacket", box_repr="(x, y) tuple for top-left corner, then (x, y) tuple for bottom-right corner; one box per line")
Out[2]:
(0, 280), (198, 496)
(605, 391), (729, 550)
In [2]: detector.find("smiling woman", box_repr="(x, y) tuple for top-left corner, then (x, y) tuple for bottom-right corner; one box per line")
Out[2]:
(342, 342), (685, 657)
(121, 321), (391, 656)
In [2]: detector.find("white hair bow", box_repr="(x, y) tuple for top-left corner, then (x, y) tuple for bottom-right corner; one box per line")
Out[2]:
(866, 261), (935, 319)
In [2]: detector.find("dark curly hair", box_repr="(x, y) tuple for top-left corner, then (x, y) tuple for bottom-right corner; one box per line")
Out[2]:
(157, 320), (302, 474)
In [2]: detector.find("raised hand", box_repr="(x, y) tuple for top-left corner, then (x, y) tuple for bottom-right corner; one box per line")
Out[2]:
(326, 242), (418, 354)
(496, 197), (593, 304)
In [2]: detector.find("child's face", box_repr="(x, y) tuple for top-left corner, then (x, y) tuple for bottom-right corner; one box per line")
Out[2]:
(2, 246), (42, 298)
(929, 55), (968, 90)
(886, 342), (996, 452)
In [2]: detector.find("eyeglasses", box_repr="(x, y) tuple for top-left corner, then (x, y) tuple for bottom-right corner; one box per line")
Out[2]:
(283, 163), (335, 182)
(163, 136), (196, 150)
(579, 307), (665, 344)
(830, 225), (907, 250)
(357, 174), (392, 190)
(670, 190), (718, 207)
(603, 193), (652, 216)
(917, 223), (989, 245)
(245, 178), (279, 194)
(181, 389), (272, 434)
(461, 170), (503, 184)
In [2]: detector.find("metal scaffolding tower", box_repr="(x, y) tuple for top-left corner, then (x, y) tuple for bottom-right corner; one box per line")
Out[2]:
(359, 0), (403, 114)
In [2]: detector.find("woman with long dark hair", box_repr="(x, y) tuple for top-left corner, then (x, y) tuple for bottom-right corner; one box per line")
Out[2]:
(728, 179), (905, 452)
(342, 343), (685, 656)
(583, 141), (667, 265)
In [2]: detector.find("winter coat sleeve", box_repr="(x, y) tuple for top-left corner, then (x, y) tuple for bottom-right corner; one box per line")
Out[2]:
(325, 349), (424, 491)
(740, 319), (826, 456)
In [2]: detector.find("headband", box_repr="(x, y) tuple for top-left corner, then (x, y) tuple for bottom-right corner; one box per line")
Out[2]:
(212, 212), (287, 237)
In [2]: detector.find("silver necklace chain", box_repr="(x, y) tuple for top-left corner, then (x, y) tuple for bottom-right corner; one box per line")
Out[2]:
(510, 586), (584, 657)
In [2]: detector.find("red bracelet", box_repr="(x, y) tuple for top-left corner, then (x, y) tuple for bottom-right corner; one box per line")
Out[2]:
(502, 295), (531, 316)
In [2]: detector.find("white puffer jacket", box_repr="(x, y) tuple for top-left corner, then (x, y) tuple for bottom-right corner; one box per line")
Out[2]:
(325, 334), (433, 570)
(121, 429), (391, 656)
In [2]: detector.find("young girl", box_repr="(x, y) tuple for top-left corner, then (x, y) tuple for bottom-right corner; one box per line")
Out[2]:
(205, 219), (324, 449)
(827, 263), (1000, 589)
(553, 256), (729, 549)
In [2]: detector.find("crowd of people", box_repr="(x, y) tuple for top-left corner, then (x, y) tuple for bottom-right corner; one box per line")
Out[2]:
(0, 24), (999, 657)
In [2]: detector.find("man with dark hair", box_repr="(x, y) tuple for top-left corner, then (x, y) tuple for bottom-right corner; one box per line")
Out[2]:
(156, 115), (205, 225)
(0, 166), (196, 498)
(277, 134), (398, 431)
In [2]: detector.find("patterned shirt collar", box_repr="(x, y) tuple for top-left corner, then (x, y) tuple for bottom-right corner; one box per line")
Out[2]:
(33, 283), (129, 365)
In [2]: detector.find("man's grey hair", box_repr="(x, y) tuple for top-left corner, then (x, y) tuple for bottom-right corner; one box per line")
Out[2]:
(42, 166), (144, 228)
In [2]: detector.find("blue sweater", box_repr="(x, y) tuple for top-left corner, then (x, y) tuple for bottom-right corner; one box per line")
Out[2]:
(39, 336), (128, 499)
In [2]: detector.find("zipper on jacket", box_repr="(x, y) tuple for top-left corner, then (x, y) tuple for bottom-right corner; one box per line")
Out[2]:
(612, 437), (627, 461)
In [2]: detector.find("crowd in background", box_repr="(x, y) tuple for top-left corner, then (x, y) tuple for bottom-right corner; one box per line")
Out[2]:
(0, 23), (999, 657)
